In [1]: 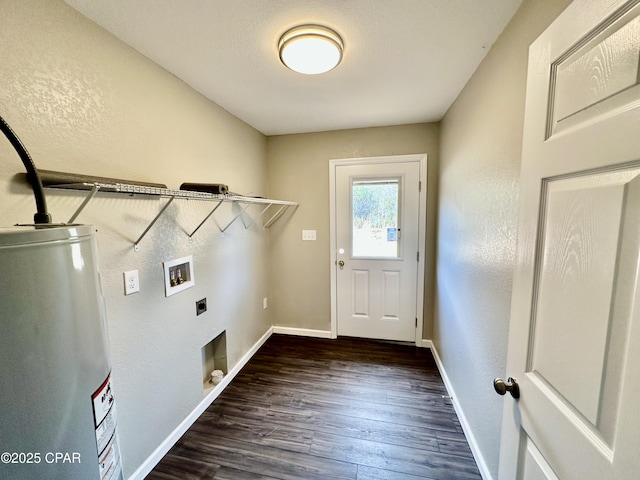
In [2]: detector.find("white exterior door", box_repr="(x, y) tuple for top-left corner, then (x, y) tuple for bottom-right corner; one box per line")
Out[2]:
(333, 157), (422, 342)
(498, 0), (640, 478)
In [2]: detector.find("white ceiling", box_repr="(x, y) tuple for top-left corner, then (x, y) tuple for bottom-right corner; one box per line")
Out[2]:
(64, 0), (522, 136)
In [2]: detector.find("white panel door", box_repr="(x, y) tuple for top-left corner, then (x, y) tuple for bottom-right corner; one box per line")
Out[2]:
(498, 1), (640, 479)
(335, 160), (420, 341)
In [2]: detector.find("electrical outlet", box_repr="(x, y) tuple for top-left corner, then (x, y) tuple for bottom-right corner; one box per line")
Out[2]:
(124, 270), (140, 295)
(196, 298), (207, 316)
(263, 297), (268, 310)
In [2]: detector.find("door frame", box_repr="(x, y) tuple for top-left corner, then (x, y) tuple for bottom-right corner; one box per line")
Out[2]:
(329, 154), (428, 345)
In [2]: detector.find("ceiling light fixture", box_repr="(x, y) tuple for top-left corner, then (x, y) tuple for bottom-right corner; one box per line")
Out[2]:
(278, 25), (344, 75)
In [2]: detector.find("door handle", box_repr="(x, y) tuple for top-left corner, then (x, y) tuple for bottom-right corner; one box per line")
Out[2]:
(338, 260), (345, 267)
(493, 377), (520, 399)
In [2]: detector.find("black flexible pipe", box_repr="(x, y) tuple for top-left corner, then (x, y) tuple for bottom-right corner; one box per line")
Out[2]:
(0, 115), (51, 224)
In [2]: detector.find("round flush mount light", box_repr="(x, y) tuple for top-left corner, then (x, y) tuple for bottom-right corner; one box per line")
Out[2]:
(278, 25), (344, 75)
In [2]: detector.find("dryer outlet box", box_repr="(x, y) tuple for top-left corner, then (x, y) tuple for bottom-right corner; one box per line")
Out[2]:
(196, 298), (207, 316)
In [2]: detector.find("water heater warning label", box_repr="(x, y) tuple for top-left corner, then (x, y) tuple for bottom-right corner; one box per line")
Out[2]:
(92, 373), (123, 480)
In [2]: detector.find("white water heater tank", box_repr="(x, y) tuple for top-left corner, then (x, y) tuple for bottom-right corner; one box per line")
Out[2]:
(0, 225), (123, 480)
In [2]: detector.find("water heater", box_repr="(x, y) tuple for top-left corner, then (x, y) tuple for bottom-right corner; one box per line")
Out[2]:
(0, 225), (123, 480)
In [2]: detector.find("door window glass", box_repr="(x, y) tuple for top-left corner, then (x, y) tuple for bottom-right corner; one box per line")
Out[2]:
(351, 177), (400, 258)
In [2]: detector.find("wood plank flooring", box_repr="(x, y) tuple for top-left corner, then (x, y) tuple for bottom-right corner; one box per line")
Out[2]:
(146, 335), (481, 480)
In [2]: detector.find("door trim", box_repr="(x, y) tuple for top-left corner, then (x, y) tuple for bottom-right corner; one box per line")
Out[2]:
(329, 154), (428, 345)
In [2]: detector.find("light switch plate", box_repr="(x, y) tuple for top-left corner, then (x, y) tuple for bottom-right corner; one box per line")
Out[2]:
(302, 229), (316, 241)
(124, 270), (140, 295)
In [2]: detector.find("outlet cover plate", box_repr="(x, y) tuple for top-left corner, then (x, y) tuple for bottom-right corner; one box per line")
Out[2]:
(124, 270), (140, 295)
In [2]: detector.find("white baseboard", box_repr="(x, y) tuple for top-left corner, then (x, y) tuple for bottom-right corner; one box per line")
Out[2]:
(127, 327), (274, 480)
(428, 343), (493, 480)
(272, 326), (332, 338)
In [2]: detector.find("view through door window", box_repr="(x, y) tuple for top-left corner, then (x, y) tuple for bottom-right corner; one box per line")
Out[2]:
(351, 177), (400, 258)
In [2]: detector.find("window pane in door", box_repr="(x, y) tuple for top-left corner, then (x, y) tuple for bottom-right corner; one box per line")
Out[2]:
(352, 178), (400, 258)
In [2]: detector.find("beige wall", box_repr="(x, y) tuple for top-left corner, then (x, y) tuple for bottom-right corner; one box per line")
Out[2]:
(266, 123), (439, 338)
(0, 1), (270, 476)
(436, 0), (572, 477)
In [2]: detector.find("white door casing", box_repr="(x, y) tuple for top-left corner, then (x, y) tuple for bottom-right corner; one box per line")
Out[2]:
(329, 155), (427, 344)
(499, 1), (640, 479)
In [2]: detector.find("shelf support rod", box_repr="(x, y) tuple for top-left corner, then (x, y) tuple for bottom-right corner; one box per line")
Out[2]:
(243, 203), (272, 229)
(263, 204), (291, 229)
(220, 202), (252, 233)
(134, 196), (175, 251)
(67, 184), (100, 224)
(188, 200), (223, 238)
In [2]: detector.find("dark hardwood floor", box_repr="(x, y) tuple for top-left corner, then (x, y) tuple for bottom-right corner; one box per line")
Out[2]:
(147, 335), (481, 480)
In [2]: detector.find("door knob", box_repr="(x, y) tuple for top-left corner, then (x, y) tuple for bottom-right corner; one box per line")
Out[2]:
(494, 377), (520, 399)
(338, 260), (345, 267)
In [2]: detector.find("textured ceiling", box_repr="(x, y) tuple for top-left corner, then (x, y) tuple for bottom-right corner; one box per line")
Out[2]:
(64, 0), (522, 136)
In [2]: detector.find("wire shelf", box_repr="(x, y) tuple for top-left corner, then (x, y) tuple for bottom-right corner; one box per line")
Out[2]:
(45, 182), (298, 250)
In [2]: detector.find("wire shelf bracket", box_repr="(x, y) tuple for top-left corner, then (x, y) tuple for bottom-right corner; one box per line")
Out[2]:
(67, 184), (100, 224)
(219, 201), (252, 234)
(133, 196), (175, 251)
(187, 200), (223, 239)
(242, 203), (273, 230)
